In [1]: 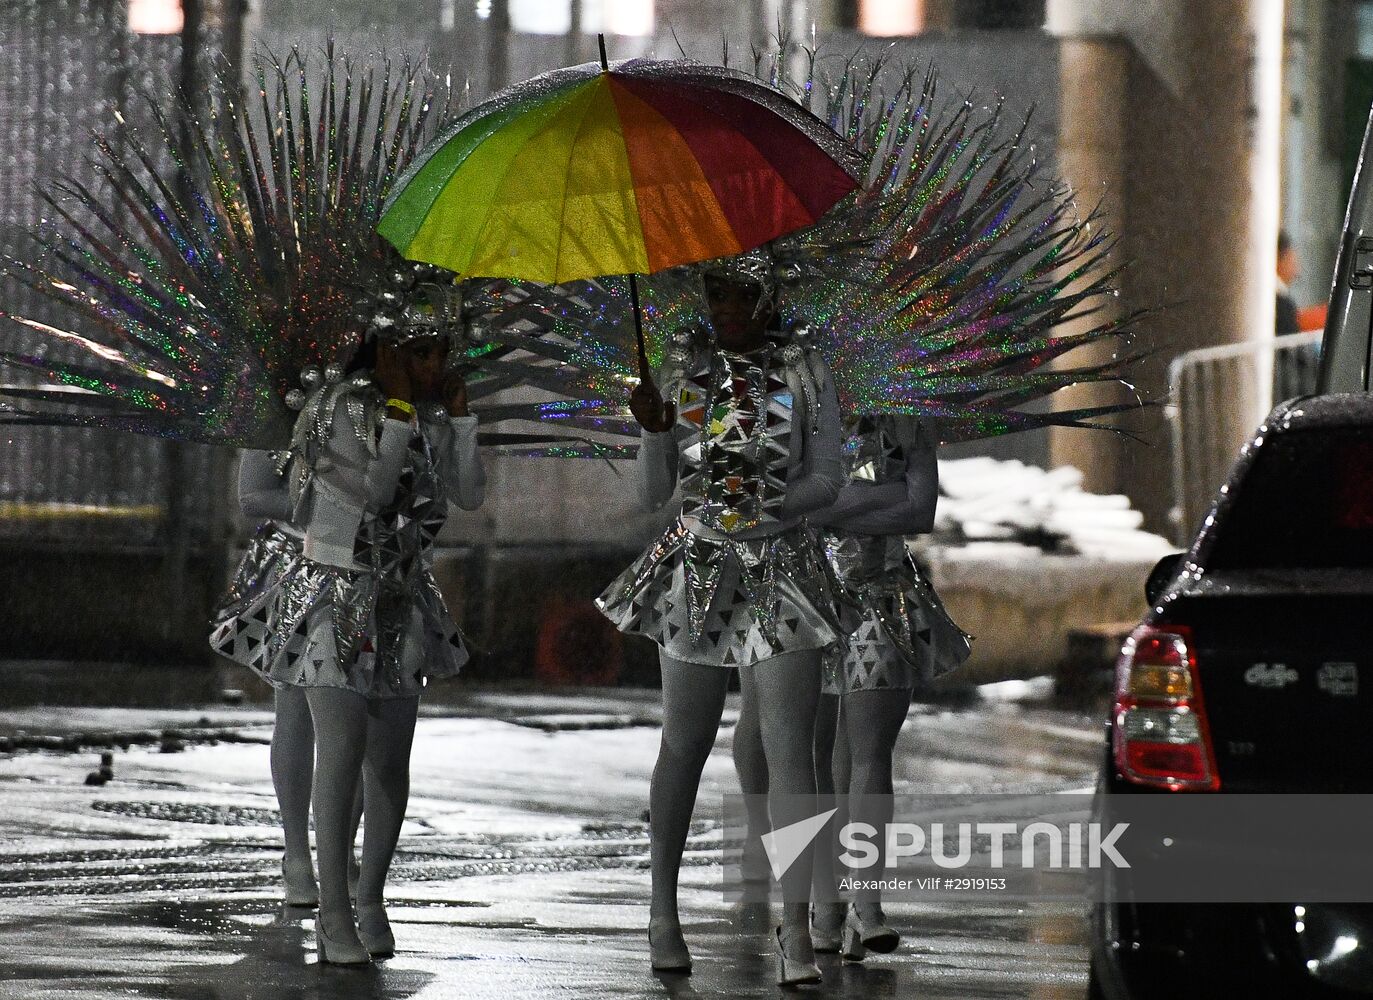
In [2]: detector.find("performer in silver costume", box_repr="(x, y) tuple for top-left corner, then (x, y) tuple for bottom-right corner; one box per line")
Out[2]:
(811, 415), (970, 958)
(0, 49), (498, 966)
(268, 276), (484, 966)
(212, 273), (486, 965)
(206, 293), (485, 966)
(599, 253), (844, 985)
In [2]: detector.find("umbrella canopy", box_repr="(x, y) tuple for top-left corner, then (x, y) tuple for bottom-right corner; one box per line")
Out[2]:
(377, 58), (862, 283)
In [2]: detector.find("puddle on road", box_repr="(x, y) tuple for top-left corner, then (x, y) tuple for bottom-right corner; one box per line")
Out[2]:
(0, 817), (725, 899)
(0, 897), (438, 1000)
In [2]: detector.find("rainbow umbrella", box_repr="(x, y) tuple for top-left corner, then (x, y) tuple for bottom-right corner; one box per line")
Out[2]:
(378, 51), (861, 366)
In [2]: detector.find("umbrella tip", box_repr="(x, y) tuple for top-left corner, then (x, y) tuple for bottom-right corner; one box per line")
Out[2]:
(598, 33), (609, 71)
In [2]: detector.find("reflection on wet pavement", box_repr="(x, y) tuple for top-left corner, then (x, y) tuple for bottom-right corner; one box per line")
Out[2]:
(0, 694), (1102, 999)
(0, 894), (1091, 1000)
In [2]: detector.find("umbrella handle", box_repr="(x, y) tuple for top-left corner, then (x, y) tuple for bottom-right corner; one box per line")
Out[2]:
(630, 272), (650, 380)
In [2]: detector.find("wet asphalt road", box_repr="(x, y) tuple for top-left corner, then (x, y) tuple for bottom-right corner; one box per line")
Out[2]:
(0, 689), (1104, 1000)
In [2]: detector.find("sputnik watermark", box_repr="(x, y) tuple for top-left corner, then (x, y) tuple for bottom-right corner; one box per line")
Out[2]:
(761, 812), (1130, 880)
(760, 808), (838, 881)
(841, 821), (1130, 870)
(729, 792), (1373, 903)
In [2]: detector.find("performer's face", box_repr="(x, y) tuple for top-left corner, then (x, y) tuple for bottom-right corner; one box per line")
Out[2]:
(401, 336), (448, 398)
(704, 275), (773, 350)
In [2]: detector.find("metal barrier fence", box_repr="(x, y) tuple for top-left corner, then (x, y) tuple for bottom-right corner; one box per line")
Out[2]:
(1167, 331), (1322, 545)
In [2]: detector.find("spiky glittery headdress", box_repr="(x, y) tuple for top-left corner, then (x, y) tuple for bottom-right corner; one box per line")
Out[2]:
(0, 45), (463, 448)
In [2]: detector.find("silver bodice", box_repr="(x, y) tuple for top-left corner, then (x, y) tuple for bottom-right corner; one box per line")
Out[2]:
(354, 432), (448, 584)
(674, 343), (796, 535)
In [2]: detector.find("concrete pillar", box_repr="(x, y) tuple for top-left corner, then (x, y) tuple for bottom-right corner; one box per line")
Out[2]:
(565, 0), (585, 65)
(752, 0), (812, 50)
(488, 0), (511, 90)
(957, 0), (1044, 30)
(1045, 0), (1285, 538)
(1046, 38), (1130, 498)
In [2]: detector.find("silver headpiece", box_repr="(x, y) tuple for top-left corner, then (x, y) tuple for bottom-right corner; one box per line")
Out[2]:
(699, 246), (776, 295)
(357, 260), (465, 346)
(697, 245), (789, 322)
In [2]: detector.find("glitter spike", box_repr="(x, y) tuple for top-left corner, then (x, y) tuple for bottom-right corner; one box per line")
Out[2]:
(0, 46), (457, 447)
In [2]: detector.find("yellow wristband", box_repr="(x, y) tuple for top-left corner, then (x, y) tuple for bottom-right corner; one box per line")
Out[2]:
(385, 398), (415, 418)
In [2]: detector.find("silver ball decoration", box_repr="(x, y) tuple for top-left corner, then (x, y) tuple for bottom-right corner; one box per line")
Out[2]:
(284, 388), (306, 410)
(667, 324), (703, 365)
(299, 365), (322, 390)
(323, 362), (345, 384)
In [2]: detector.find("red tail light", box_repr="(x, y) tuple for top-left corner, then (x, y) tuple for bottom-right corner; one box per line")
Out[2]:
(1112, 624), (1220, 791)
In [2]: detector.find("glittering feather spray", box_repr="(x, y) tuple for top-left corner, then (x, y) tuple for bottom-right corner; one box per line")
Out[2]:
(774, 54), (1146, 441)
(0, 44), (456, 448)
(464, 50), (1145, 454)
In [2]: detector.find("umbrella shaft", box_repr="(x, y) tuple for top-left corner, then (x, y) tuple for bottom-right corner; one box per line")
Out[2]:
(630, 272), (649, 378)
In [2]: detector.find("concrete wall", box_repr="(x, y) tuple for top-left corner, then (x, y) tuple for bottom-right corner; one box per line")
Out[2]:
(0, 547), (223, 665)
(930, 546), (1152, 683)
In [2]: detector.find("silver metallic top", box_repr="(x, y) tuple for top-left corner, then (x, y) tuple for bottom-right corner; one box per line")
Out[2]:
(288, 379), (486, 570)
(637, 337), (842, 539)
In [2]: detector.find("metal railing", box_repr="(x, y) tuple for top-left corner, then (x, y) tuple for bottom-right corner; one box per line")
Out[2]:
(1167, 331), (1322, 545)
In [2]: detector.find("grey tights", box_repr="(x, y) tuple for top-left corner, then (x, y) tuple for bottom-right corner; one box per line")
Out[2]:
(655, 650), (821, 939)
(735, 684), (913, 917)
(271, 686), (315, 867)
(270, 687), (364, 875)
(841, 688), (912, 916)
(305, 688), (419, 942)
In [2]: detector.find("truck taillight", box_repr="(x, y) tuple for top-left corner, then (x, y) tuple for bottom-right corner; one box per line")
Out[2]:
(1113, 624), (1220, 791)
